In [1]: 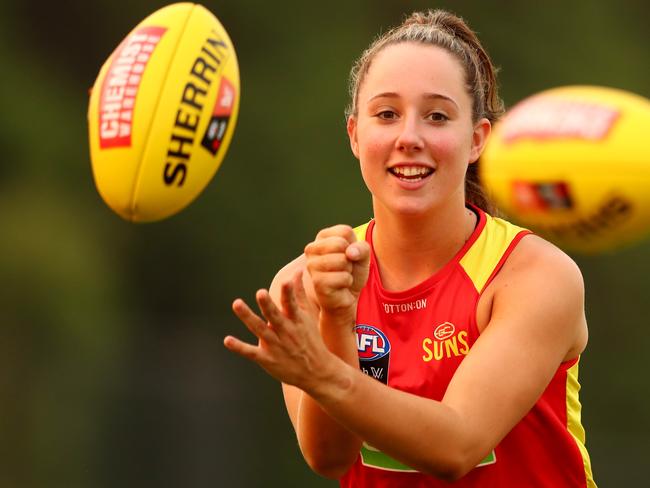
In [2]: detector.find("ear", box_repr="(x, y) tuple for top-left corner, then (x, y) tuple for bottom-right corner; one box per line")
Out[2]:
(469, 118), (491, 164)
(347, 116), (360, 159)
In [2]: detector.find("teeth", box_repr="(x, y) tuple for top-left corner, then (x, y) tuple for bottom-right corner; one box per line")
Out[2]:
(391, 166), (432, 178)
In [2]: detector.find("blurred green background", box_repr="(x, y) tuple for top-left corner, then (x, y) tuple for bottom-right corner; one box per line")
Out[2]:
(0, 0), (648, 486)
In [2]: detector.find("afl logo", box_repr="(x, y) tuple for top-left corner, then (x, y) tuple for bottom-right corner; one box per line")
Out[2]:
(434, 322), (456, 341)
(355, 325), (391, 361)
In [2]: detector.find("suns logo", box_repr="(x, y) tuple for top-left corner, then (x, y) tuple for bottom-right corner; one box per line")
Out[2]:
(422, 322), (470, 362)
(356, 325), (390, 360)
(433, 322), (456, 340)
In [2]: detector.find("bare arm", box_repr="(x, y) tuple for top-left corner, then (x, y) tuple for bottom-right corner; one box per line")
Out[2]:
(273, 226), (371, 477)
(226, 235), (587, 481)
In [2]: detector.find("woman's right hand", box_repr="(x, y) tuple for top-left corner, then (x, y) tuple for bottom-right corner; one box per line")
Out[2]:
(304, 225), (371, 322)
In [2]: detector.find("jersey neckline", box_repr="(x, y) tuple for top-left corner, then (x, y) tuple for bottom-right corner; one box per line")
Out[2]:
(364, 204), (487, 302)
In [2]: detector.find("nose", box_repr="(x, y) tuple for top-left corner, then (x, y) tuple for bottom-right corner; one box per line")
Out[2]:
(395, 115), (424, 153)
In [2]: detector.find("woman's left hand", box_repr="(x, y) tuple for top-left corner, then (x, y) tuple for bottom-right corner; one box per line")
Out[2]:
(225, 270), (333, 389)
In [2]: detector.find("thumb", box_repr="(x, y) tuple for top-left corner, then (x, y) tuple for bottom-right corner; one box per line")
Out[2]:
(346, 241), (370, 295)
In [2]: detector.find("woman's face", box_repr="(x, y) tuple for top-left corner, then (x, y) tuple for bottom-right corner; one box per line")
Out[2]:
(348, 42), (490, 217)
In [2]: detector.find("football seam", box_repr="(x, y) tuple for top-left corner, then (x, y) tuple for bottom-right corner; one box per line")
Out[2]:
(127, 3), (197, 221)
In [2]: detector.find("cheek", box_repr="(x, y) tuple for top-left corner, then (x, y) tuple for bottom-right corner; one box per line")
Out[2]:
(358, 158), (378, 195)
(358, 134), (390, 166)
(357, 138), (389, 191)
(434, 130), (466, 156)
(434, 130), (474, 166)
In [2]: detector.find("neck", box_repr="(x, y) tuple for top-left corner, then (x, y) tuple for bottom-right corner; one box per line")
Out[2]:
(371, 199), (477, 292)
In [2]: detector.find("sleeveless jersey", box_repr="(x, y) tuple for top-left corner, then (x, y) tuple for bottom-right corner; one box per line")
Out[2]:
(340, 207), (596, 488)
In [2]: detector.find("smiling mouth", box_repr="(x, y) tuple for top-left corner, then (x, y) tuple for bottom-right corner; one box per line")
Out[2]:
(389, 166), (434, 182)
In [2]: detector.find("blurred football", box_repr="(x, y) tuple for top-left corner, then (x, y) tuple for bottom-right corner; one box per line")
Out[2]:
(87, 3), (240, 222)
(481, 85), (650, 253)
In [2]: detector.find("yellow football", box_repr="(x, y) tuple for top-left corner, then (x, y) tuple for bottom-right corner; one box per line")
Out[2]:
(481, 86), (650, 253)
(88, 3), (240, 222)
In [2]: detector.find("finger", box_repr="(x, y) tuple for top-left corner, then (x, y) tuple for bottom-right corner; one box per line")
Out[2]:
(306, 253), (353, 274)
(345, 240), (370, 263)
(347, 241), (371, 294)
(223, 335), (262, 362)
(292, 269), (319, 317)
(312, 271), (354, 294)
(293, 270), (309, 305)
(315, 224), (356, 243)
(232, 298), (275, 342)
(256, 289), (290, 333)
(305, 236), (350, 256)
(280, 278), (298, 321)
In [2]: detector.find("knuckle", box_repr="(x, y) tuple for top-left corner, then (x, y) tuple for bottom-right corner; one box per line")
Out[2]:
(346, 273), (354, 287)
(313, 280), (329, 295)
(304, 241), (316, 255)
(316, 225), (353, 241)
(309, 236), (352, 255)
(327, 237), (349, 253)
(315, 254), (342, 271)
(334, 224), (353, 234)
(336, 235), (351, 249)
(333, 273), (352, 289)
(313, 272), (351, 296)
(340, 225), (356, 242)
(315, 227), (331, 240)
(311, 255), (340, 272)
(305, 257), (317, 271)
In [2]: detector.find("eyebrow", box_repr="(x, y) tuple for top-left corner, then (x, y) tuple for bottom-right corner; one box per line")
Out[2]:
(368, 92), (459, 109)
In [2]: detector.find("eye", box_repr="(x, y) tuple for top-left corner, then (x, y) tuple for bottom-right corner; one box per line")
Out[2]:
(376, 110), (398, 120)
(428, 112), (449, 122)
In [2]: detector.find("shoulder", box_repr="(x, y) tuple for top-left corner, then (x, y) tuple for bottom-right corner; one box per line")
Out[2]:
(479, 207), (582, 288)
(506, 233), (584, 290)
(271, 254), (307, 287)
(482, 230), (585, 316)
(269, 254), (319, 306)
(486, 233), (588, 359)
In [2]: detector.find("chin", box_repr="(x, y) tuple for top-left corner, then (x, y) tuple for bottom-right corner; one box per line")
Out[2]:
(387, 198), (438, 217)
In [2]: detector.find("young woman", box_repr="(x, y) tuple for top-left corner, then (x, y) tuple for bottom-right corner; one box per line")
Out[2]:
(225, 10), (596, 487)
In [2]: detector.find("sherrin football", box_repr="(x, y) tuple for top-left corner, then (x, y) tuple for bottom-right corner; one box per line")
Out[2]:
(481, 86), (650, 254)
(88, 3), (240, 222)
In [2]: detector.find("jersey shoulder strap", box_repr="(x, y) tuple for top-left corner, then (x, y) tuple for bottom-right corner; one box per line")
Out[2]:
(353, 221), (371, 243)
(460, 213), (531, 293)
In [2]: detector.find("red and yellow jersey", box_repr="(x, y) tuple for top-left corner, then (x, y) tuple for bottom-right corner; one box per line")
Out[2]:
(340, 207), (596, 488)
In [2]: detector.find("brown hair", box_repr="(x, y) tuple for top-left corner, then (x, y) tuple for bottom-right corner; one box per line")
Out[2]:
(346, 10), (504, 213)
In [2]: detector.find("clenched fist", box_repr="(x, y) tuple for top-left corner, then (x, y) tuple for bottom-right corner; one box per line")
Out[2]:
(304, 225), (371, 320)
